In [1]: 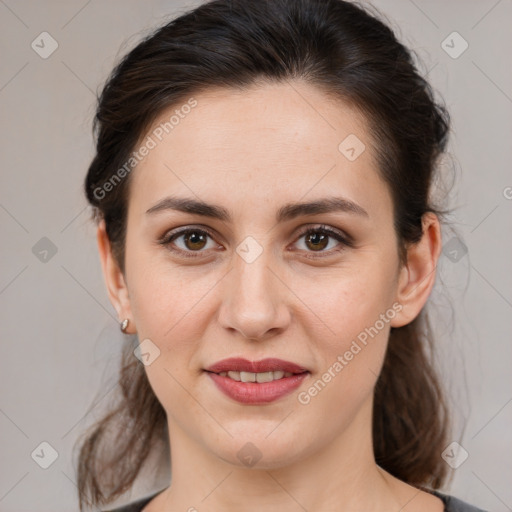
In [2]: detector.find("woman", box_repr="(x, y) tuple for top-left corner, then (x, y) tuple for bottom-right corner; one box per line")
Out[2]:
(76, 0), (486, 511)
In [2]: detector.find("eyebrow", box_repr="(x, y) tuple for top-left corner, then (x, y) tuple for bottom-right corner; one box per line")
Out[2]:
(145, 195), (369, 222)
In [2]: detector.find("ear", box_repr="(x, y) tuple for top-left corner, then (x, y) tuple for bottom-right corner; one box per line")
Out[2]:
(96, 219), (136, 333)
(390, 212), (442, 328)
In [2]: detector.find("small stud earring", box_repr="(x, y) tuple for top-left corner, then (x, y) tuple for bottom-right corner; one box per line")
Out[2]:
(120, 318), (129, 333)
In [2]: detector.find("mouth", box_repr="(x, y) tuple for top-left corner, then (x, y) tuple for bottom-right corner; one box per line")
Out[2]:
(204, 357), (310, 377)
(205, 369), (306, 383)
(204, 358), (310, 404)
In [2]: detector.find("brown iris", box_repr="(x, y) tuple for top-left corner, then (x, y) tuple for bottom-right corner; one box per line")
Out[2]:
(184, 231), (208, 250)
(304, 231), (329, 251)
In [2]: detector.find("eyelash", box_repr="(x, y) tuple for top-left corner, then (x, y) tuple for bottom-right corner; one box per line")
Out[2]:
(159, 224), (353, 260)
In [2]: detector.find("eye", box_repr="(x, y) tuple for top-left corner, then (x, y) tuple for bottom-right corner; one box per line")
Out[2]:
(292, 224), (352, 257)
(159, 227), (219, 258)
(159, 224), (352, 259)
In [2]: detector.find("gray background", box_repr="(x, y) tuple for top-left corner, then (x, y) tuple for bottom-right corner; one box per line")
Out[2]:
(1, 1), (511, 511)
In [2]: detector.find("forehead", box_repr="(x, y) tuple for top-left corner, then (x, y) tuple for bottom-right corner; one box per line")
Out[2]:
(128, 80), (392, 221)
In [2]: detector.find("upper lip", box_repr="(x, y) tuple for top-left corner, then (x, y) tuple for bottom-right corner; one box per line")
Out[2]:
(205, 357), (309, 374)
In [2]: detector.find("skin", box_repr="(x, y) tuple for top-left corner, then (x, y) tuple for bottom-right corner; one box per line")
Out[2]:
(97, 80), (444, 511)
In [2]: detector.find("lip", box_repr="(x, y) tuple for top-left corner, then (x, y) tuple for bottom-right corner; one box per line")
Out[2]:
(204, 358), (310, 404)
(207, 372), (309, 404)
(205, 357), (309, 374)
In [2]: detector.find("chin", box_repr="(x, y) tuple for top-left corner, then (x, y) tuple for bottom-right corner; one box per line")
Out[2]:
(208, 428), (311, 470)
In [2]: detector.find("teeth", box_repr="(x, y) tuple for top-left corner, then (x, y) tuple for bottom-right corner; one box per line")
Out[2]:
(218, 370), (296, 382)
(240, 371), (256, 382)
(254, 371), (270, 383)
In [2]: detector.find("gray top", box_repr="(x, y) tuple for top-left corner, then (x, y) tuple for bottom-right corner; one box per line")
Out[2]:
(103, 488), (488, 512)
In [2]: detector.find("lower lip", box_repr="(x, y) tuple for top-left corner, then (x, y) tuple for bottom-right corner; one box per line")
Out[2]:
(206, 371), (309, 404)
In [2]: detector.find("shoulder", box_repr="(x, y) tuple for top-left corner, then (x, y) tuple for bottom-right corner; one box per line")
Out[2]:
(429, 489), (489, 512)
(102, 490), (162, 512)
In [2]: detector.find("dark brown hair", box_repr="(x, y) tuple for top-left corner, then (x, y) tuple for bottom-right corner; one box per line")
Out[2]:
(77, 0), (452, 508)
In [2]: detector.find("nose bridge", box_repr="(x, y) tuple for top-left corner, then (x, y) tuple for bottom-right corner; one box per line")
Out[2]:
(219, 240), (289, 340)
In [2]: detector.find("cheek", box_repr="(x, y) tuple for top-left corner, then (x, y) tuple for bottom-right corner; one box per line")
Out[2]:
(125, 242), (213, 342)
(295, 261), (397, 346)
(125, 253), (214, 419)
(293, 262), (396, 404)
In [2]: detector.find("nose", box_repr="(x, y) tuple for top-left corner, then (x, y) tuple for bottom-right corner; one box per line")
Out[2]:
(217, 248), (291, 341)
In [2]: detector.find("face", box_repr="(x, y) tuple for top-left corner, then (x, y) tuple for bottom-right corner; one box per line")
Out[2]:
(101, 80), (434, 470)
